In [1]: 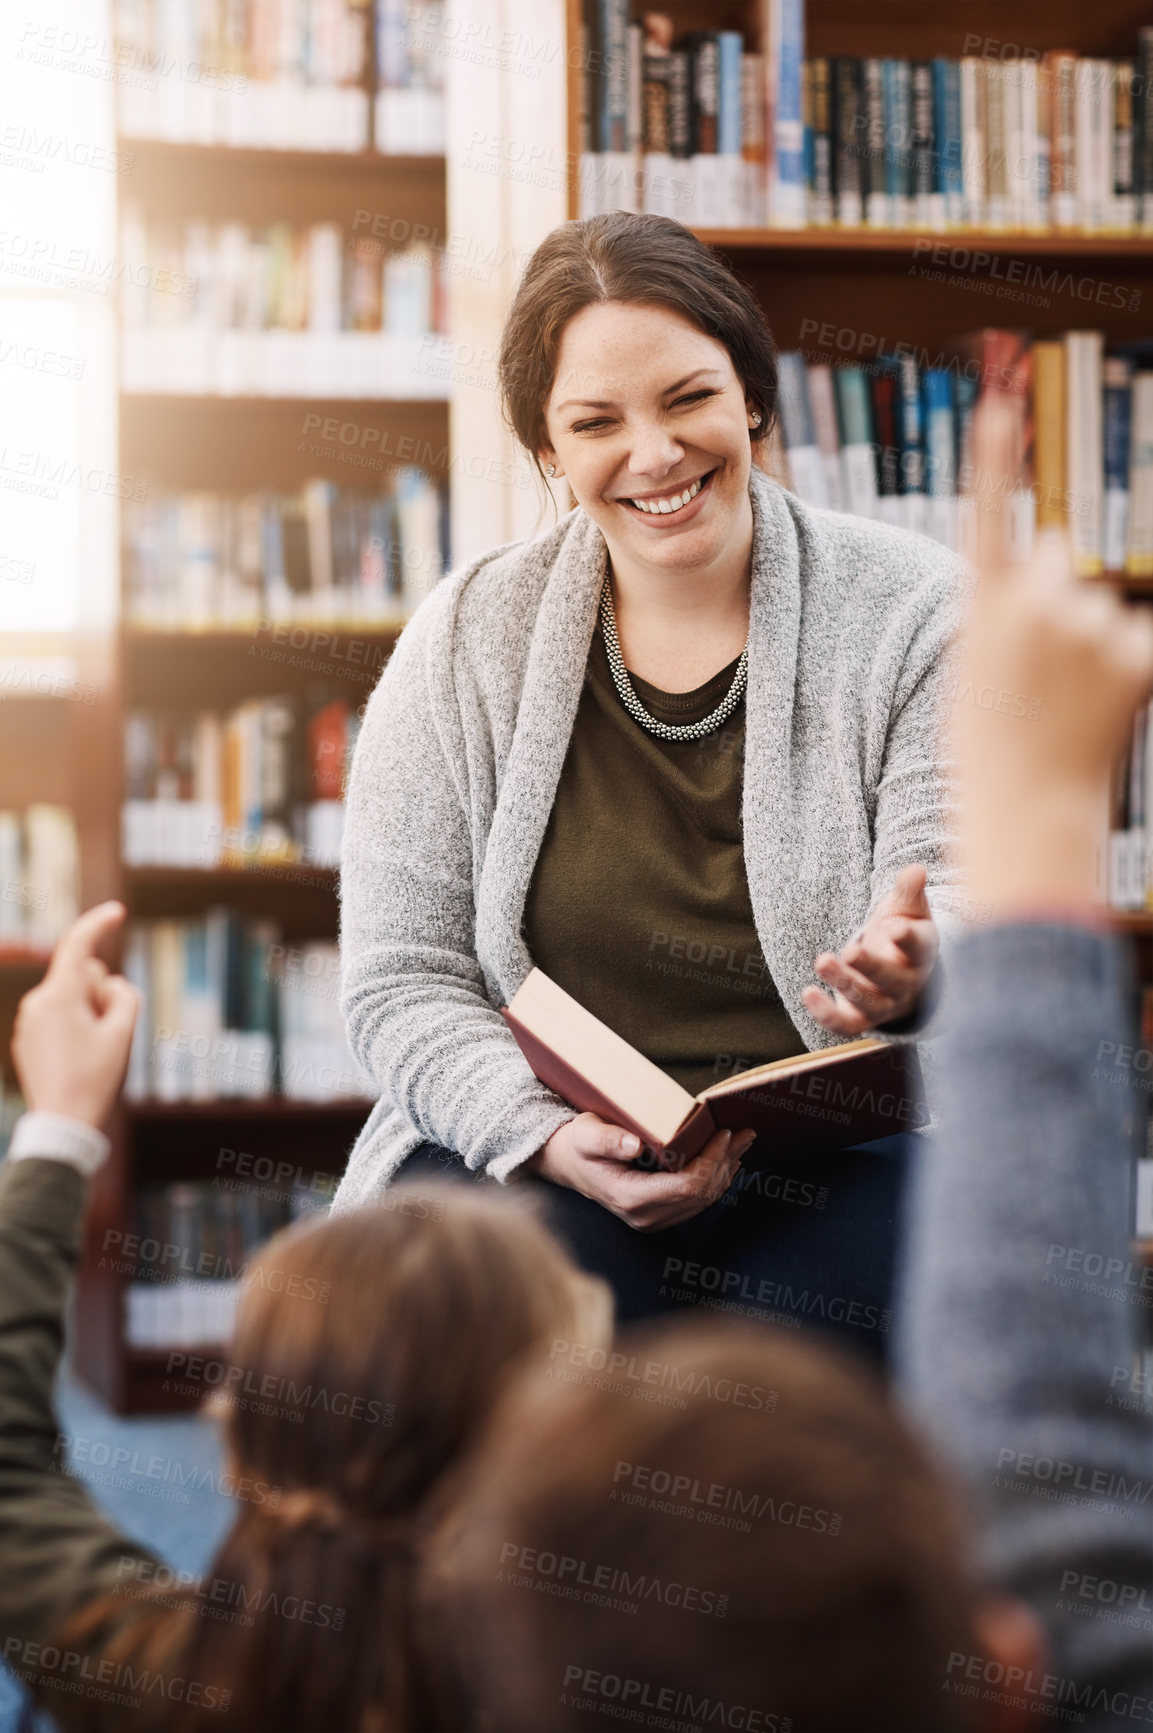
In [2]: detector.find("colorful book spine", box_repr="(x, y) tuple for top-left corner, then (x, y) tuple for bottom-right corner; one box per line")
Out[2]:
(910, 61), (937, 229)
(1103, 356), (1134, 571)
(1032, 340), (1068, 532)
(833, 367), (879, 519)
(1139, 31), (1153, 231)
(1065, 329), (1106, 575)
(768, 0), (805, 226)
(1049, 51), (1078, 230)
(896, 353), (927, 535)
(882, 58), (912, 228)
(862, 58), (888, 226)
(806, 55), (834, 225)
(775, 352), (827, 506)
(1129, 372), (1153, 576)
(959, 58), (987, 227)
(832, 57), (863, 227)
(933, 58), (963, 228)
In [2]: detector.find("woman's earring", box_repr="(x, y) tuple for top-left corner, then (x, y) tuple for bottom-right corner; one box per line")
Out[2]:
(546, 463), (556, 478)
(749, 411), (762, 428)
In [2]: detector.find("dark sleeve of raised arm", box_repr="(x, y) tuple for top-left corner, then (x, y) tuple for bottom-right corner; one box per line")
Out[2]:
(0, 1156), (159, 1711)
(896, 925), (1153, 1718)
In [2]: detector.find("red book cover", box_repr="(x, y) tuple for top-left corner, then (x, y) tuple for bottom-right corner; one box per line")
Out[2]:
(308, 700), (350, 801)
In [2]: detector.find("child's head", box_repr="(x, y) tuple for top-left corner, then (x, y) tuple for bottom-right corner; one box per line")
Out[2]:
(425, 1318), (1025, 1733)
(75, 1183), (610, 1733)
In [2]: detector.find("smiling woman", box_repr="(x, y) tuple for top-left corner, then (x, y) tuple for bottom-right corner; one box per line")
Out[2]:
(334, 213), (969, 1359)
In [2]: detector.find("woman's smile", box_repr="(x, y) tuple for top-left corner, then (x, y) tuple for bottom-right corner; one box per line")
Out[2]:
(616, 466), (719, 524)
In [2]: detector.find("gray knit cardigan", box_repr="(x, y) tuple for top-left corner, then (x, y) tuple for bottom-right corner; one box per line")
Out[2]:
(333, 468), (967, 1211)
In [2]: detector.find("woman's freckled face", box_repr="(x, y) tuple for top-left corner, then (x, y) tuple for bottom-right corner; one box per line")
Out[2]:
(540, 301), (755, 578)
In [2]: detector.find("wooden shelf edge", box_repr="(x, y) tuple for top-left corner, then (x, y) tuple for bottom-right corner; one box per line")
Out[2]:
(125, 1097), (369, 1119)
(125, 864), (337, 886)
(123, 622), (408, 641)
(118, 138), (445, 173)
(694, 227), (1153, 257)
(119, 389), (450, 406)
(1101, 573), (1153, 592)
(0, 946), (52, 971)
(1107, 912), (1153, 933)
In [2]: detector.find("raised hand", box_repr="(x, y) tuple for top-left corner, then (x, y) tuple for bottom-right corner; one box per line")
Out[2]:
(955, 394), (1153, 916)
(11, 902), (140, 1130)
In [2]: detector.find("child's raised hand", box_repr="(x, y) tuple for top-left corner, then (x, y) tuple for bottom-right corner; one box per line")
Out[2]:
(954, 393), (1153, 917)
(11, 903), (140, 1130)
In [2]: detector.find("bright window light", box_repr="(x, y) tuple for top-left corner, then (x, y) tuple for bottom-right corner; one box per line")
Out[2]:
(0, 299), (81, 631)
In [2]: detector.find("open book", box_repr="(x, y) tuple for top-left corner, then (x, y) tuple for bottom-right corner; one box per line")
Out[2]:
(503, 968), (927, 1165)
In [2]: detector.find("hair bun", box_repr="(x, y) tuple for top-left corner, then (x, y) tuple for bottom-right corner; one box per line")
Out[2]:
(263, 1486), (412, 1545)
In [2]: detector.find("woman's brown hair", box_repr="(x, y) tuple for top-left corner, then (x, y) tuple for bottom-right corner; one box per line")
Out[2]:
(498, 211), (779, 483)
(63, 1185), (609, 1733)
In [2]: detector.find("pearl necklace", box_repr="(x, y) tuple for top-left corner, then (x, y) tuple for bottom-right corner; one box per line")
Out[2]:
(598, 577), (749, 742)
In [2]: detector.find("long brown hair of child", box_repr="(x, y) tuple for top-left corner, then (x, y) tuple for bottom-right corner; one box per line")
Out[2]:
(62, 1182), (611, 1733)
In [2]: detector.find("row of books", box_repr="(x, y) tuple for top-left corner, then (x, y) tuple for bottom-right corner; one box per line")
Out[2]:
(579, 7), (768, 226)
(115, 0), (445, 153)
(122, 217), (447, 336)
(798, 50), (1153, 236)
(125, 1175), (336, 1349)
(121, 215), (448, 396)
(773, 331), (1153, 575)
(123, 917), (374, 1103)
(123, 696), (362, 869)
(579, 3), (1153, 234)
(0, 808), (79, 949)
(123, 474), (447, 629)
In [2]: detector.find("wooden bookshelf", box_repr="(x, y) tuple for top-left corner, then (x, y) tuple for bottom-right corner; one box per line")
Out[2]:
(55, 24), (449, 1408)
(694, 231), (1153, 257)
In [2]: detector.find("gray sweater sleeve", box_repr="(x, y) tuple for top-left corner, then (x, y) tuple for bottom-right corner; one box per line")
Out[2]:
(896, 925), (1153, 1729)
(339, 587), (575, 1180)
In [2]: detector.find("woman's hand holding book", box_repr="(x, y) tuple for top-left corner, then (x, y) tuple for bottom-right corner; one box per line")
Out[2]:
(525, 1115), (754, 1232)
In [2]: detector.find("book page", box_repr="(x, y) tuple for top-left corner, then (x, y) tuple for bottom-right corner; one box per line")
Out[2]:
(697, 1036), (887, 1101)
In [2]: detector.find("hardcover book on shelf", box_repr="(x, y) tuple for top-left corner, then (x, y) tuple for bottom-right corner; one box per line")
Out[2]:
(882, 58), (912, 229)
(1066, 330), (1106, 575)
(1129, 372), (1153, 577)
(833, 368), (879, 521)
(832, 57), (863, 227)
(763, 0), (805, 227)
(1103, 357), (1134, 574)
(959, 56), (987, 228)
(805, 55), (834, 227)
(1033, 341), (1069, 533)
(775, 354), (826, 508)
(862, 58), (888, 227)
(1049, 51), (1079, 231)
(504, 969), (926, 1164)
(1140, 31), (1153, 232)
(806, 365), (844, 512)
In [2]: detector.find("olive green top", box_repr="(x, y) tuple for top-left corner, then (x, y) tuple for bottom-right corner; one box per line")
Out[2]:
(524, 626), (807, 1098)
